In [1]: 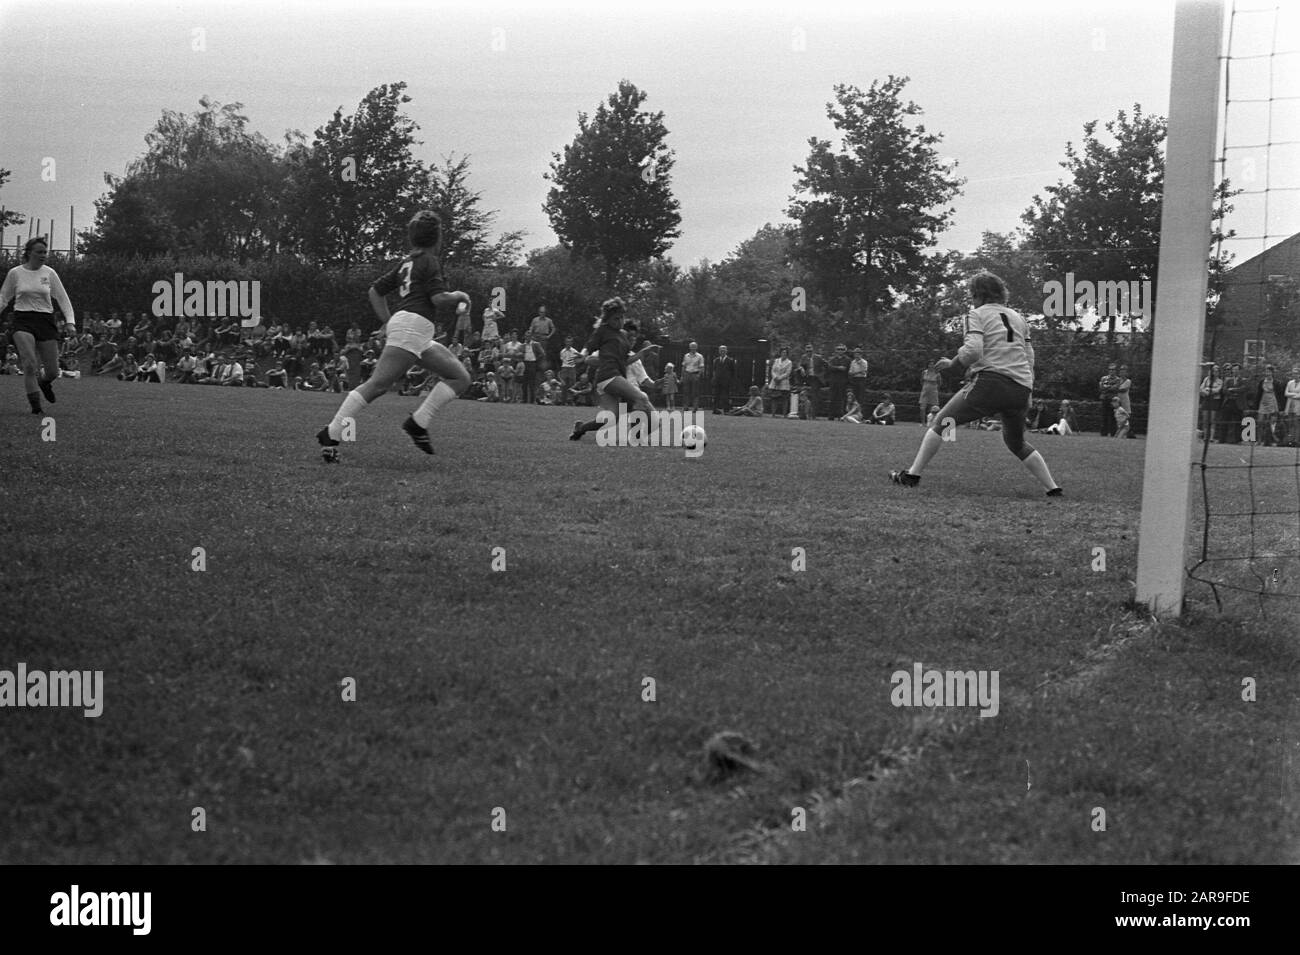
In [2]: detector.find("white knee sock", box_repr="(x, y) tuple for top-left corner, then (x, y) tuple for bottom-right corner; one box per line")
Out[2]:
(1022, 450), (1058, 490)
(329, 390), (369, 440)
(908, 428), (944, 475)
(413, 381), (457, 428)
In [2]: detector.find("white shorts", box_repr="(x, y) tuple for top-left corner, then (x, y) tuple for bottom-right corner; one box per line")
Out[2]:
(385, 310), (435, 357)
(596, 376), (618, 396)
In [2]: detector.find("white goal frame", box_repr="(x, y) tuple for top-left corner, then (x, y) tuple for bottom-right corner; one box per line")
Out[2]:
(1135, 0), (1226, 616)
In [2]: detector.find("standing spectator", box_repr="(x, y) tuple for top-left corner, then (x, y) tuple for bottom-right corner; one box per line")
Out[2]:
(659, 362), (678, 410)
(1112, 397), (1130, 438)
(848, 348), (870, 413)
(919, 363), (941, 425)
(826, 344), (851, 418)
(1254, 364), (1285, 447)
(1098, 362), (1121, 436)
(1284, 365), (1300, 447)
(497, 353), (517, 402)
(1026, 396), (1046, 431)
(558, 336), (581, 405)
(1219, 363), (1246, 443)
(1199, 363), (1222, 440)
(528, 305), (557, 359)
(767, 346), (793, 417)
(870, 395), (896, 425)
(798, 344), (827, 419)
(452, 302), (472, 345)
(711, 345), (736, 414)
(481, 307), (501, 345)
(681, 342), (704, 411)
(521, 333), (540, 404)
(358, 348), (378, 383)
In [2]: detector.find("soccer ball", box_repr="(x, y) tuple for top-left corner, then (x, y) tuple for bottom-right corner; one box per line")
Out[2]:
(681, 425), (707, 452)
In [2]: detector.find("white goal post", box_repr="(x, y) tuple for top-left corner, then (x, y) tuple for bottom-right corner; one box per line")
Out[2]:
(1135, 0), (1226, 616)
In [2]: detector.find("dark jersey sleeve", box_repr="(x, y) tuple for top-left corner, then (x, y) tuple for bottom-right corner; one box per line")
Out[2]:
(372, 264), (402, 297)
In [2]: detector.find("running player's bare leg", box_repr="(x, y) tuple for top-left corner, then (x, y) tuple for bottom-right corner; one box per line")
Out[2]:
(322, 345), (415, 445)
(401, 341), (472, 453)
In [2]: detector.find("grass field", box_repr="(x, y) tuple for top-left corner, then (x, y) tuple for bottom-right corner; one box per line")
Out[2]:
(2, 377), (1297, 864)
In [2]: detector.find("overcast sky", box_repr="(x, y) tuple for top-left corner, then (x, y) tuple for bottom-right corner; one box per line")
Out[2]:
(0, 0), (1292, 266)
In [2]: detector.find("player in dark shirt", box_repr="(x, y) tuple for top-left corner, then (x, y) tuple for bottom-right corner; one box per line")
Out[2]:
(317, 211), (471, 459)
(569, 299), (658, 441)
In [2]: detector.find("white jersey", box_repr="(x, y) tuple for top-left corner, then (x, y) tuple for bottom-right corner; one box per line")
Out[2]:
(956, 303), (1034, 389)
(1, 265), (76, 327)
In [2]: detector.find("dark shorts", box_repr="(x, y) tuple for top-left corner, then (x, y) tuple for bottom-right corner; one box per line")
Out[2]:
(11, 312), (60, 343)
(933, 371), (1036, 458)
(937, 371), (1031, 423)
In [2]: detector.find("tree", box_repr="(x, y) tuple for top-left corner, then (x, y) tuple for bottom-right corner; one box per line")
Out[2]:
(544, 80), (682, 288)
(788, 76), (964, 330)
(283, 83), (433, 268)
(1021, 105), (1237, 340)
(80, 175), (177, 258)
(82, 97), (285, 260)
(1021, 106), (1165, 339)
(429, 155), (524, 268)
(0, 168), (25, 234)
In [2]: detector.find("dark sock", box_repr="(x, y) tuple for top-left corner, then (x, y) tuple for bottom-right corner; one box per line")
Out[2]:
(27, 391), (42, 413)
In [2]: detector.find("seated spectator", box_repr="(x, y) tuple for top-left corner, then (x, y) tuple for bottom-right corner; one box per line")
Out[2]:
(117, 353), (140, 381)
(870, 395), (896, 425)
(197, 355), (225, 384)
(97, 349), (125, 377)
(296, 363), (329, 391)
(401, 366), (429, 396)
(174, 352), (198, 383)
(727, 386), (765, 417)
(2, 347), (19, 375)
(924, 404), (941, 428)
(568, 372), (592, 406)
(137, 354), (164, 383)
(840, 394), (864, 423)
(221, 355), (245, 386)
(477, 372), (501, 402)
(266, 361), (289, 389)
(537, 370), (561, 405)
(1043, 399), (1078, 435)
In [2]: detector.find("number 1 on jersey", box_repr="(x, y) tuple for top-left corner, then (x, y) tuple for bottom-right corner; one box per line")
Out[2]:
(999, 313), (1015, 342)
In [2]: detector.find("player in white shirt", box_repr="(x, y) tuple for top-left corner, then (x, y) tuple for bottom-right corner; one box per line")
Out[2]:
(1, 238), (76, 414)
(890, 271), (1062, 496)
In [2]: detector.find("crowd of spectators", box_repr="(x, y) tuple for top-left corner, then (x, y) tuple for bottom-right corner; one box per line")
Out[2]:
(1200, 360), (1300, 447)
(23, 304), (1249, 444)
